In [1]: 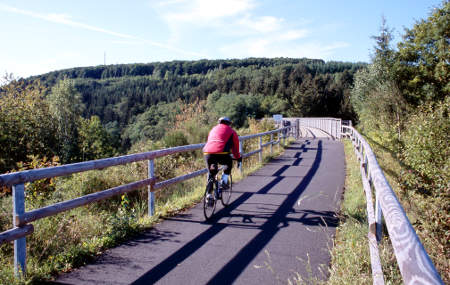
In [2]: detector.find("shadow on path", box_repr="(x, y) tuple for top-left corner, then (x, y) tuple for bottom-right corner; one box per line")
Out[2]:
(131, 141), (324, 285)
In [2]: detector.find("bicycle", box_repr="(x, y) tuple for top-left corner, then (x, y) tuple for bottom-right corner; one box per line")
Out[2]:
(203, 161), (240, 221)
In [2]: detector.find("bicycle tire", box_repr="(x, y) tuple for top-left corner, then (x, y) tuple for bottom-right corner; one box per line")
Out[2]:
(203, 179), (216, 220)
(220, 175), (233, 207)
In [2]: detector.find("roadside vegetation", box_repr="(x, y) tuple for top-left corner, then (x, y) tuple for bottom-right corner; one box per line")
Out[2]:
(329, 1), (448, 283)
(0, 102), (287, 284)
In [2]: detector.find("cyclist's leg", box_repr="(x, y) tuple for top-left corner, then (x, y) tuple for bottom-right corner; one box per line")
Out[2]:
(217, 154), (232, 188)
(204, 154), (219, 178)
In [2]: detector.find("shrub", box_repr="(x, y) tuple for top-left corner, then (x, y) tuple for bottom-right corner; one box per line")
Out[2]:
(400, 97), (449, 195)
(163, 131), (189, 148)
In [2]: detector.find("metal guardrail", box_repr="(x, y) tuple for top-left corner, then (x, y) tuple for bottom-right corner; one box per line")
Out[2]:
(0, 126), (292, 276)
(342, 126), (443, 285)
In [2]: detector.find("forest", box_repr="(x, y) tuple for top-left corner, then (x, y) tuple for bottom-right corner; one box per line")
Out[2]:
(1, 57), (364, 172)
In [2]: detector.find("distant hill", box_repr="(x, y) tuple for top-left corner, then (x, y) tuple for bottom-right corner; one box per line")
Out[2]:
(21, 58), (366, 148)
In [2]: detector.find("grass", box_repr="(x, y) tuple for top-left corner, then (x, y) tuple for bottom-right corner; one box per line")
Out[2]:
(326, 137), (439, 284)
(325, 140), (373, 285)
(0, 135), (290, 284)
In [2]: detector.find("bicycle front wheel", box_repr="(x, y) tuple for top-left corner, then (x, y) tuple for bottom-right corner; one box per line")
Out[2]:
(221, 175), (233, 207)
(203, 179), (216, 220)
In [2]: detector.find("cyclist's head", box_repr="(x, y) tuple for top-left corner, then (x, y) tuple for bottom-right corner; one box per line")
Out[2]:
(218, 116), (232, 126)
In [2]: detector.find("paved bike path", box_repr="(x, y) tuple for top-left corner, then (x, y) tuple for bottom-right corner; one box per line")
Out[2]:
(55, 138), (345, 285)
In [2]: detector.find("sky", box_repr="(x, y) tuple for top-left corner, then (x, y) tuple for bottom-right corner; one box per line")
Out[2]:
(0, 0), (443, 79)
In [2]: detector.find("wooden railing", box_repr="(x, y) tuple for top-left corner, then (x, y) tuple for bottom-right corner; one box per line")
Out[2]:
(0, 127), (292, 276)
(342, 125), (443, 285)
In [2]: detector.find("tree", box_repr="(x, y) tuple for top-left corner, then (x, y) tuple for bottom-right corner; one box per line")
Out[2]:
(78, 116), (115, 161)
(47, 78), (85, 163)
(371, 16), (395, 66)
(0, 79), (57, 172)
(351, 18), (409, 145)
(396, 1), (450, 104)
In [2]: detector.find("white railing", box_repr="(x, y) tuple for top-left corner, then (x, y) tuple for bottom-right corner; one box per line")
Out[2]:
(0, 126), (292, 276)
(278, 117), (341, 140)
(342, 125), (443, 285)
(297, 117), (341, 139)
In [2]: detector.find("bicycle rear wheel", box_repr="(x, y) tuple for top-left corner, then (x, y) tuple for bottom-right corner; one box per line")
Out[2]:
(203, 179), (216, 220)
(221, 175), (232, 207)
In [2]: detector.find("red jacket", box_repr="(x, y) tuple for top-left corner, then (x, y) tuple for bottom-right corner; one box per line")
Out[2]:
(203, 124), (241, 159)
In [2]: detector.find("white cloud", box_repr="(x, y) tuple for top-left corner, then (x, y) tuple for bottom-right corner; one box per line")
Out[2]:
(154, 0), (313, 54)
(237, 15), (283, 33)
(161, 0), (256, 23)
(278, 29), (309, 41)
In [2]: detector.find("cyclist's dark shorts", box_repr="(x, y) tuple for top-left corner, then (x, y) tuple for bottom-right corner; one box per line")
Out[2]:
(204, 154), (232, 176)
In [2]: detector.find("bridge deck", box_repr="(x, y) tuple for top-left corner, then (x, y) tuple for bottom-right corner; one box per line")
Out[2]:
(54, 138), (345, 285)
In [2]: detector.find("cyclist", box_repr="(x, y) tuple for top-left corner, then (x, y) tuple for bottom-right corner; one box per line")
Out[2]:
(203, 117), (242, 199)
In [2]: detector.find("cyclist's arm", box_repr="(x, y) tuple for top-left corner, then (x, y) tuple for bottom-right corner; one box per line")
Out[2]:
(230, 130), (241, 159)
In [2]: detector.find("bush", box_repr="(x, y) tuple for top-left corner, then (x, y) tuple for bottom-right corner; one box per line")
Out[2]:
(397, 97), (449, 282)
(400, 97), (449, 195)
(163, 131), (189, 148)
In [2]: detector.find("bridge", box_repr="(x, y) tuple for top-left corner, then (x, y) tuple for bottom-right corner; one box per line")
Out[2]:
(0, 118), (443, 284)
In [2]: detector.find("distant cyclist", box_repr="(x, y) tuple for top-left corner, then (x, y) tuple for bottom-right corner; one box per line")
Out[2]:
(203, 117), (242, 193)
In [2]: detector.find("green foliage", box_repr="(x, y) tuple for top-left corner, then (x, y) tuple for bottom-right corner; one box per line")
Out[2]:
(351, 26), (409, 147)
(349, 2), (449, 282)
(16, 156), (60, 207)
(0, 80), (57, 172)
(396, 1), (450, 104)
(122, 101), (180, 146)
(47, 78), (85, 163)
(163, 131), (188, 147)
(19, 58), (363, 149)
(206, 91), (266, 127)
(78, 116), (115, 161)
(400, 97), (449, 195)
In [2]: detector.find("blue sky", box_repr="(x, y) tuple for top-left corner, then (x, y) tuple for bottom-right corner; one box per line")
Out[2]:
(0, 0), (443, 78)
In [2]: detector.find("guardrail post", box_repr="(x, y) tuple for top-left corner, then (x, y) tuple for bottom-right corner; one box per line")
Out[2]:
(148, 159), (155, 216)
(375, 195), (383, 242)
(337, 119), (341, 139)
(259, 136), (263, 163)
(277, 131), (281, 151)
(13, 183), (26, 277)
(270, 134), (273, 155)
(239, 139), (243, 174)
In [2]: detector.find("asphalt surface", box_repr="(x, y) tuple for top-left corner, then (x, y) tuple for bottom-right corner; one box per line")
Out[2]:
(53, 138), (345, 285)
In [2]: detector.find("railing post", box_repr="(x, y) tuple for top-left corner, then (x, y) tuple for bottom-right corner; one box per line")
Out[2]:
(148, 159), (155, 216)
(13, 183), (26, 277)
(277, 131), (281, 151)
(239, 139), (243, 174)
(259, 136), (263, 163)
(270, 133), (273, 155)
(375, 194), (383, 242)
